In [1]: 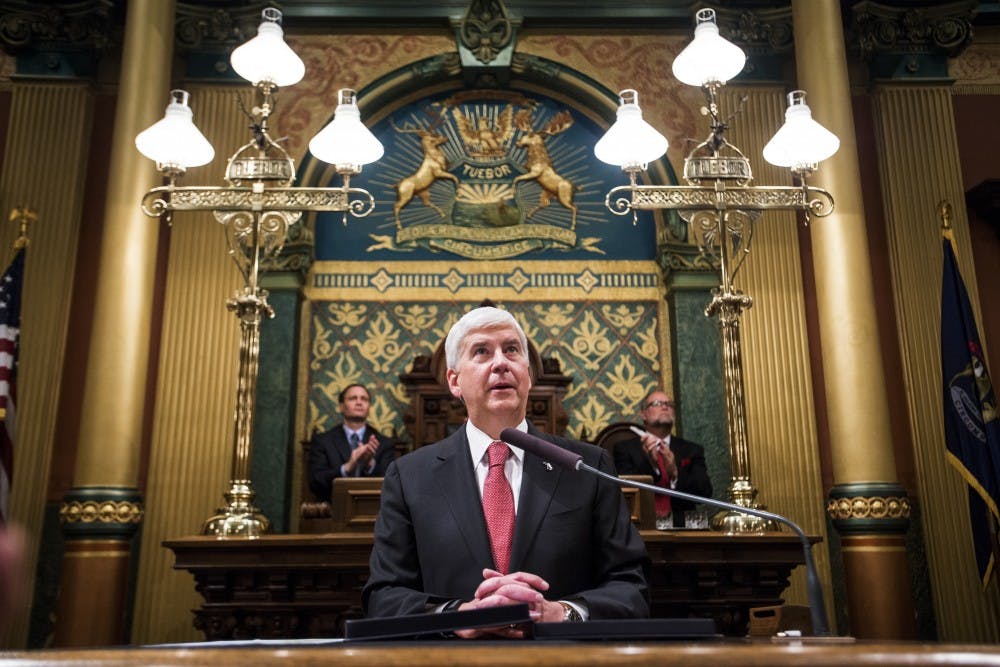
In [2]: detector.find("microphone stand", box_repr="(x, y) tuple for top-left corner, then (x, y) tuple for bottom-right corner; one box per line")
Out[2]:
(579, 462), (831, 637)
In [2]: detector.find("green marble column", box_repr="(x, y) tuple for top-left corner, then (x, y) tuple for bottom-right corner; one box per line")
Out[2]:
(252, 271), (306, 533)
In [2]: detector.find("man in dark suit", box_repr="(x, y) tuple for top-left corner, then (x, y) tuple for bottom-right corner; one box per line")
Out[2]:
(363, 307), (649, 636)
(613, 390), (712, 528)
(307, 384), (396, 501)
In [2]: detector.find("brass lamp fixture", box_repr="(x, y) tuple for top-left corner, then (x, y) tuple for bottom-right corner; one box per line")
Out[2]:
(595, 8), (839, 533)
(136, 7), (383, 537)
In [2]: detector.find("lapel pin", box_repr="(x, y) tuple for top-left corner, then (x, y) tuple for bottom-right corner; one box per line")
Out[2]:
(543, 461), (553, 471)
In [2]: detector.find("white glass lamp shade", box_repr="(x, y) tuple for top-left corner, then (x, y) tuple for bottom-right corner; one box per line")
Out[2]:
(308, 89), (385, 169)
(671, 8), (746, 87)
(134, 90), (215, 170)
(763, 90), (840, 170)
(230, 7), (305, 87)
(594, 89), (669, 169)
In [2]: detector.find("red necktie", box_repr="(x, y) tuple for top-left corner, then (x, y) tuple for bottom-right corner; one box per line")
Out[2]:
(655, 451), (673, 516)
(483, 441), (515, 574)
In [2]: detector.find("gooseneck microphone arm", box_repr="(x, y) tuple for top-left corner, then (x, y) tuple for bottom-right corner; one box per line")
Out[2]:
(581, 462), (830, 636)
(499, 428), (831, 637)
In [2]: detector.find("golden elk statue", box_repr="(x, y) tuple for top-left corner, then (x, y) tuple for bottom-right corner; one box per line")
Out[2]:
(392, 109), (458, 227)
(512, 108), (578, 229)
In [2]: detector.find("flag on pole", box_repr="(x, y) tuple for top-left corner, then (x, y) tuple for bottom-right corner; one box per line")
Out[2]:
(0, 247), (24, 528)
(941, 232), (1000, 586)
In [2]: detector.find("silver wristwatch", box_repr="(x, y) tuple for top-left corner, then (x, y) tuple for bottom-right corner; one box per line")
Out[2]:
(559, 601), (583, 622)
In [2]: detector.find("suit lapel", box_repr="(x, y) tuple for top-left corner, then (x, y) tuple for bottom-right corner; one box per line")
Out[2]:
(672, 436), (691, 457)
(431, 430), (494, 568)
(509, 426), (562, 572)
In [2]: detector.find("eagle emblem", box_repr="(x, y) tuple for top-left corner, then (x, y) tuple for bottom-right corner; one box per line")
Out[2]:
(452, 105), (516, 159)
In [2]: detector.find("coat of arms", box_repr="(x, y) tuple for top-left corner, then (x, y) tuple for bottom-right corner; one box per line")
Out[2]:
(366, 91), (606, 259)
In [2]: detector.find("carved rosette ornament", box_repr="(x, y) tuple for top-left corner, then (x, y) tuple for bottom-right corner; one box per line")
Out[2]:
(827, 482), (912, 535)
(60, 500), (143, 524)
(59, 486), (144, 539)
(827, 495), (911, 520)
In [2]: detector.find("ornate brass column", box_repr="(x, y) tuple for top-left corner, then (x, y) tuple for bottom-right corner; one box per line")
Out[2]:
(54, 0), (175, 647)
(792, 0), (916, 638)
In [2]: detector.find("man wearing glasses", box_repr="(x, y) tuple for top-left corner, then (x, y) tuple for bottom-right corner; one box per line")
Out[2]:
(613, 390), (712, 528)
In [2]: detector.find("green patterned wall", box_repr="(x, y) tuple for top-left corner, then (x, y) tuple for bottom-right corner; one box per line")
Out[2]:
(306, 298), (669, 444)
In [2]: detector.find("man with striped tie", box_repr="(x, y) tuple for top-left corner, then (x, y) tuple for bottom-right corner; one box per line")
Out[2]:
(363, 307), (649, 637)
(307, 384), (396, 501)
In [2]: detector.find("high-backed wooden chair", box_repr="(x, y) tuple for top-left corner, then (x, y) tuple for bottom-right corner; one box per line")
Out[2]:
(593, 421), (643, 458)
(592, 422), (655, 529)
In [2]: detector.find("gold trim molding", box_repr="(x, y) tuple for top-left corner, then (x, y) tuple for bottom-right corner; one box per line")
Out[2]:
(59, 500), (144, 525)
(826, 495), (911, 521)
(306, 259), (663, 301)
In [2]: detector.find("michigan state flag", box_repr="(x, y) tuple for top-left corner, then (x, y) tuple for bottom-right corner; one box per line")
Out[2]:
(941, 235), (1000, 586)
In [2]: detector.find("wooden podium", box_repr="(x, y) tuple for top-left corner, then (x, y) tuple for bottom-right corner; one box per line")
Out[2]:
(168, 475), (816, 639)
(165, 530), (816, 640)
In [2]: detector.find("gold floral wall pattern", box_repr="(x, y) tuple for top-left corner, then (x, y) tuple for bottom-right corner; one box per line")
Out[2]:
(306, 296), (667, 443)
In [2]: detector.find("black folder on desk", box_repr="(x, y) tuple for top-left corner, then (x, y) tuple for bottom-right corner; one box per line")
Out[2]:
(532, 617), (720, 640)
(345, 605), (719, 642)
(344, 604), (533, 641)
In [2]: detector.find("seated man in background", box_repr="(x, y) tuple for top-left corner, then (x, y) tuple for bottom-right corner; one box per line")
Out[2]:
(363, 306), (649, 636)
(613, 391), (712, 528)
(307, 384), (396, 501)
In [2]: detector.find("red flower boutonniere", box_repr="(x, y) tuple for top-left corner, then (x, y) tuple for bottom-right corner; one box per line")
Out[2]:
(680, 458), (692, 468)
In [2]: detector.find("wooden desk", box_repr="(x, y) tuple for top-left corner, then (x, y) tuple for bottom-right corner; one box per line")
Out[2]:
(165, 531), (816, 640)
(7, 642), (1000, 666)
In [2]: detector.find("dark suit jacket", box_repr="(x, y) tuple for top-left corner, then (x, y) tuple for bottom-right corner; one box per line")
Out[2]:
(362, 425), (650, 619)
(307, 423), (396, 500)
(613, 434), (712, 528)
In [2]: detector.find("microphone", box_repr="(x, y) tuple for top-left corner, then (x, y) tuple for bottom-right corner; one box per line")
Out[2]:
(500, 427), (831, 637)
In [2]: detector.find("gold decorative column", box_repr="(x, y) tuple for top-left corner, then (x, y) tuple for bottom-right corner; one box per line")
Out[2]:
(792, 0), (916, 639)
(872, 84), (1000, 640)
(54, 0), (175, 647)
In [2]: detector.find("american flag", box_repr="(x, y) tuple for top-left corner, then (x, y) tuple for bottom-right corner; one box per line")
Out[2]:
(0, 248), (24, 528)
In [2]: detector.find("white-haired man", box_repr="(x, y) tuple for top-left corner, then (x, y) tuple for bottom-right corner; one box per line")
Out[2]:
(363, 306), (649, 637)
